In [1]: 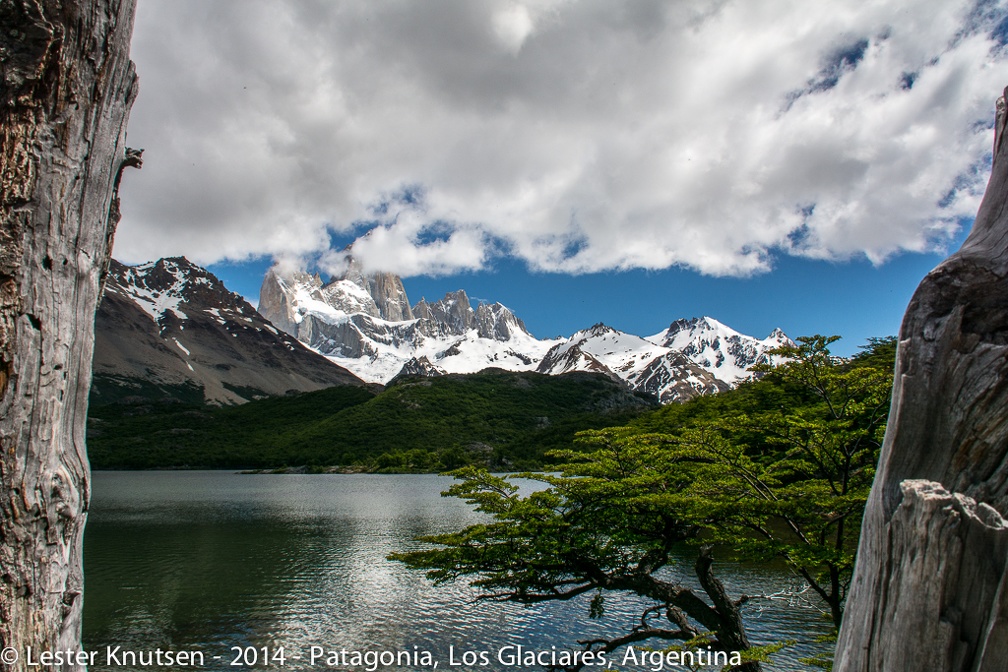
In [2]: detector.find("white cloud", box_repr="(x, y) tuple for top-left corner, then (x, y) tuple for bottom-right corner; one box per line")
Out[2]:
(493, 4), (535, 54)
(116, 0), (1008, 277)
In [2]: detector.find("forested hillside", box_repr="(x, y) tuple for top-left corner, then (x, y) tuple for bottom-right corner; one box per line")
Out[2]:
(87, 369), (656, 470)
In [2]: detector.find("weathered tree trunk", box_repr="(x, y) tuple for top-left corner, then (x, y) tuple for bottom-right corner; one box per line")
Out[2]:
(0, 0), (137, 665)
(835, 88), (1008, 671)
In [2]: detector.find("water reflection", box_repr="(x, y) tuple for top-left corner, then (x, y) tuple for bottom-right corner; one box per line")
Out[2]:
(83, 472), (831, 670)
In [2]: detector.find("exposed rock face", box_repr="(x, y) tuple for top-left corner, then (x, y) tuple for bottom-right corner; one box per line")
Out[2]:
(344, 256), (414, 321)
(537, 325), (622, 381)
(628, 351), (730, 403)
(475, 301), (529, 340)
(410, 290), (528, 340)
(258, 270), (331, 332)
(835, 88), (1008, 671)
(414, 290), (479, 337)
(390, 356), (446, 382)
(93, 258), (365, 405)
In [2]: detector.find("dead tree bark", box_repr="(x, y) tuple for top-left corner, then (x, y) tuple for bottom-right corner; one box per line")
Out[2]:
(835, 87), (1008, 671)
(0, 0), (138, 665)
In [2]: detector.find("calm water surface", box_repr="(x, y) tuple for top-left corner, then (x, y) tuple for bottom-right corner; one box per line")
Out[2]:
(83, 472), (832, 671)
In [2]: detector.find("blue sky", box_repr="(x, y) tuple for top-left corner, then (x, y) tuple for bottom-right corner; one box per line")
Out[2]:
(116, 1), (1007, 357)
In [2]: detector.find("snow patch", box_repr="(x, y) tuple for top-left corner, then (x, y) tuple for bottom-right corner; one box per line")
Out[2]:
(126, 284), (185, 323)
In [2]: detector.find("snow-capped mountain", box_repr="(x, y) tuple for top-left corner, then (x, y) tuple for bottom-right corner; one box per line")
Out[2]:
(258, 262), (557, 384)
(648, 317), (792, 385)
(257, 257), (415, 334)
(258, 259), (791, 403)
(536, 323), (730, 403)
(92, 258), (365, 405)
(537, 324), (666, 379)
(95, 256), (789, 407)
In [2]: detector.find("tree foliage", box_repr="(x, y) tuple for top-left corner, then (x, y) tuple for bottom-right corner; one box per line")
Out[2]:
(713, 335), (895, 627)
(392, 336), (896, 670)
(392, 458), (764, 671)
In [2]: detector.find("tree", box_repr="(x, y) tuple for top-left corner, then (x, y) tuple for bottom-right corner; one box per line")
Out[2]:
(692, 335), (895, 629)
(392, 463), (765, 672)
(393, 337), (895, 671)
(1, 0), (138, 663)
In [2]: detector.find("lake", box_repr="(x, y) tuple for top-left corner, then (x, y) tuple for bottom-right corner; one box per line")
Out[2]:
(82, 471), (832, 670)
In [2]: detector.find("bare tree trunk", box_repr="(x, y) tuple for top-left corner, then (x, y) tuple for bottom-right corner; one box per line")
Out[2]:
(0, 0), (137, 665)
(835, 87), (1008, 671)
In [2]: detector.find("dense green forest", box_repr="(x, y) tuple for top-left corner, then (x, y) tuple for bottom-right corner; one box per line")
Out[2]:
(87, 369), (656, 470)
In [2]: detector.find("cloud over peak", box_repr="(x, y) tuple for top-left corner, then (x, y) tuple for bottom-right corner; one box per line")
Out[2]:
(117, 0), (1008, 278)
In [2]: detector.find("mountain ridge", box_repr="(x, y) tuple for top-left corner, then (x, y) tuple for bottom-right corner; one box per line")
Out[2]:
(258, 259), (791, 402)
(91, 255), (790, 407)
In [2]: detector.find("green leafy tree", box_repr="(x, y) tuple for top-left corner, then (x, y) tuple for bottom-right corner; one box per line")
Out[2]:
(392, 336), (895, 671)
(392, 457), (769, 671)
(704, 335), (895, 627)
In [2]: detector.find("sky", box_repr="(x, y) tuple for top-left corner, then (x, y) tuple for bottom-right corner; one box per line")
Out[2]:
(116, 0), (1008, 355)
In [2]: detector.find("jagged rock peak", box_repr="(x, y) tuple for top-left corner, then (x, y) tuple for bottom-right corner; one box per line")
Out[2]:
(766, 327), (789, 341)
(369, 271), (414, 322)
(258, 267), (325, 335)
(586, 322), (617, 337)
(659, 316), (787, 345)
(338, 255), (413, 322)
(112, 256), (207, 292)
(408, 291), (532, 341)
(341, 254), (369, 288)
(330, 254), (414, 322)
(391, 356), (446, 382)
(475, 302), (529, 340)
(661, 316), (720, 337)
(412, 297), (432, 318)
(557, 323), (617, 342)
(409, 290), (475, 334)
(259, 255), (414, 327)
(651, 315), (791, 385)
(412, 289), (477, 337)
(442, 288), (474, 311)
(536, 340), (617, 380)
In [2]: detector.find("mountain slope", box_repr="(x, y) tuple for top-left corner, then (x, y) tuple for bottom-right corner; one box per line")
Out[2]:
(537, 324), (731, 403)
(92, 258), (365, 405)
(648, 316), (792, 385)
